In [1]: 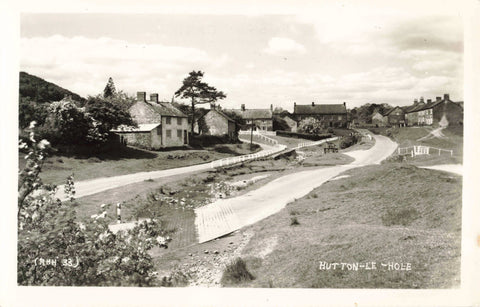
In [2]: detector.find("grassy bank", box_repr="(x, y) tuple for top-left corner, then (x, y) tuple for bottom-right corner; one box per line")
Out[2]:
(19, 143), (261, 185)
(235, 163), (462, 288)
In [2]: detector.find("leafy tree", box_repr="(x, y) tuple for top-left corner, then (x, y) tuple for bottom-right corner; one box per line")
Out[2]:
(84, 96), (136, 135)
(17, 127), (170, 286)
(175, 71), (226, 134)
(19, 97), (49, 129)
(273, 115), (290, 131)
(38, 98), (94, 145)
(103, 77), (116, 99)
(298, 117), (324, 134)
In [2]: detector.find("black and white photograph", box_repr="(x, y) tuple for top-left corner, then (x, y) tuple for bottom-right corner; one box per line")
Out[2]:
(1, 0), (480, 306)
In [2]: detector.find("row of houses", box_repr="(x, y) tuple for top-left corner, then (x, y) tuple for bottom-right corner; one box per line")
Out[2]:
(371, 94), (463, 127)
(112, 93), (349, 150)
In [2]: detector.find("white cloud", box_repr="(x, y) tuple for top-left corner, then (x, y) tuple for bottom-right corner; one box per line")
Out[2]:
(263, 37), (306, 55)
(20, 35), (222, 97)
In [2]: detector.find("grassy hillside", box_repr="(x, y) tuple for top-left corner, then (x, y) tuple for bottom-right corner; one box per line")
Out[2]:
(19, 71), (85, 103)
(236, 163), (462, 288)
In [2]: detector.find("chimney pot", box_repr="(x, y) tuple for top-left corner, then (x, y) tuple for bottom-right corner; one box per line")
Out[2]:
(414, 98), (418, 103)
(150, 93), (159, 103)
(241, 104), (245, 111)
(444, 93), (450, 101)
(270, 104), (273, 112)
(137, 91), (146, 101)
(427, 99), (431, 103)
(419, 97), (424, 103)
(436, 96), (441, 102)
(312, 101), (315, 106)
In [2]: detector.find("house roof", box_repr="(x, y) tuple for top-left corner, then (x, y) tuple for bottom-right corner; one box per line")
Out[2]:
(384, 106), (408, 116)
(199, 109), (236, 122)
(293, 104), (346, 115)
(111, 123), (160, 133)
(227, 108), (273, 119)
(144, 100), (188, 117)
(404, 102), (426, 113)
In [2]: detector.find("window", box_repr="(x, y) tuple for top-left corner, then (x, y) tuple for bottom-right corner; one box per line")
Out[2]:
(166, 130), (171, 138)
(338, 115), (342, 120)
(166, 117), (171, 124)
(177, 129), (182, 138)
(177, 117), (182, 125)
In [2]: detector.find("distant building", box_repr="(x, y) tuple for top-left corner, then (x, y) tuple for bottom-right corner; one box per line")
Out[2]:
(112, 91), (189, 150)
(404, 98), (426, 126)
(405, 94), (463, 126)
(293, 102), (348, 128)
(194, 105), (237, 140)
(227, 104), (273, 131)
(371, 110), (388, 127)
(384, 106), (406, 127)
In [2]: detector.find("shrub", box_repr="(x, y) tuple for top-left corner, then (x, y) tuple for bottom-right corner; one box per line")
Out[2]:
(290, 216), (300, 226)
(339, 135), (360, 149)
(18, 126), (170, 286)
(221, 258), (255, 285)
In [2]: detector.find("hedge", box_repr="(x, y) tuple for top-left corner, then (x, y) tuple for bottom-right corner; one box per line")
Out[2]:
(276, 130), (332, 141)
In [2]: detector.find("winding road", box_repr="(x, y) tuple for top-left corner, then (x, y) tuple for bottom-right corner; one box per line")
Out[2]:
(195, 134), (398, 243)
(55, 143), (281, 201)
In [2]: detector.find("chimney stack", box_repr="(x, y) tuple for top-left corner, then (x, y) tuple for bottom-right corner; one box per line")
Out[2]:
(444, 93), (450, 101)
(436, 96), (442, 102)
(150, 93), (159, 103)
(414, 98), (418, 104)
(270, 104), (273, 112)
(137, 91), (146, 101)
(311, 101), (315, 106)
(343, 102), (346, 108)
(427, 99), (431, 103)
(241, 104), (246, 111)
(210, 102), (216, 110)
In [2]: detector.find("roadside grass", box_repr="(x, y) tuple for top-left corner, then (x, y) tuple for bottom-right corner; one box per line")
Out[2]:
(19, 142), (262, 185)
(221, 258), (255, 286)
(371, 126), (463, 165)
(238, 163), (462, 288)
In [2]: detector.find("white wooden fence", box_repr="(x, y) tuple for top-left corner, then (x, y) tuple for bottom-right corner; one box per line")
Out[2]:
(397, 145), (453, 157)
(210, 144), (287, 168)
(294, 137), (339, 150)
(238, 130), (279, 145)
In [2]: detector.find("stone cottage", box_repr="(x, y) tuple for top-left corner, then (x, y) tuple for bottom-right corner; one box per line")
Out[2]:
(194, 106), (237, 140)
(227, 104), (274, 131)
(371, 110), (388, 127)
(411, 94), (463, 126)
(384, 106), (406, 127)
(112, 92), (189, 150)
(293, 102), (348, 128)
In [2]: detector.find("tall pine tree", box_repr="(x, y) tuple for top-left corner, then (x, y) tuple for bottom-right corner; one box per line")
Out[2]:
(103, 77), (116, 98)
(175, 71), (226, 134)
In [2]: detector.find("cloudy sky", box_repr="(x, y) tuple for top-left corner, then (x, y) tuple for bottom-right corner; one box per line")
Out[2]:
(20, 4), (463, 111)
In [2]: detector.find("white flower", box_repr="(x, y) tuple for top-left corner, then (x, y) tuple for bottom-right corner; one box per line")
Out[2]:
(100, 204), (106, 208)
(90, 214), (98, 219)
(28, 121), (37, 129)
(38, 139), (50, 150)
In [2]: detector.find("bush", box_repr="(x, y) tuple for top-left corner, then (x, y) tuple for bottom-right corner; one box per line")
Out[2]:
(221, 258), (255, 285)
(276, 130), (332, 141)
(290, 216), (300, 226)
(339, 135), (360, 149)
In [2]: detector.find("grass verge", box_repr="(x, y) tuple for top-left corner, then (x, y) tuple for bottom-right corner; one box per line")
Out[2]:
(238, 163), (462, 288)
